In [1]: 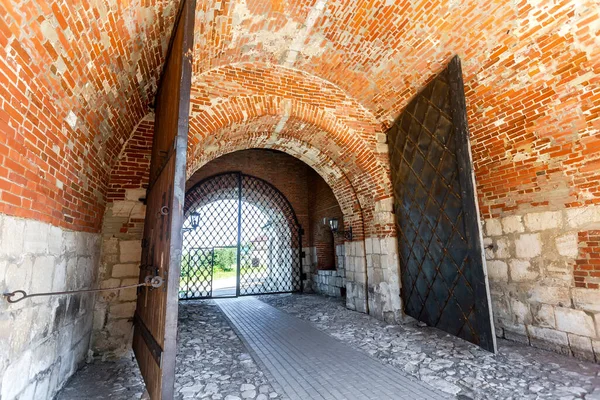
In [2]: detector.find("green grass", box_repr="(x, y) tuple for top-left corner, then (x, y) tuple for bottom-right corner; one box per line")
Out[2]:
(179, 265), (268, 284)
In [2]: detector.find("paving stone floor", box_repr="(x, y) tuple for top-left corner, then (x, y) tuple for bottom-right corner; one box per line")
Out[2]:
(217, 297), (448, 400)
(57, 294), (600, 400)
(260, 294), (600, 400)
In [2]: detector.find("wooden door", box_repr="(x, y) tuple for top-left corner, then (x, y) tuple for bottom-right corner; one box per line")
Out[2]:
(388, 56), (496, 352)
(132, 0), (196, 398)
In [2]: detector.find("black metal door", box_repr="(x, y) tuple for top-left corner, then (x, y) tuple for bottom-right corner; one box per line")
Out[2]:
(388, 56), (496, 352)
(181, 172), (302, 299)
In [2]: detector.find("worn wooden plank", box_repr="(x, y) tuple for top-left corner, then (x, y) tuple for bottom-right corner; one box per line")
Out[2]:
(132, 0), (196, 398)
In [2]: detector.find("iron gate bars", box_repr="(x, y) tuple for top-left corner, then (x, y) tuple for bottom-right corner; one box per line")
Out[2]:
(181, 172), (303, 299)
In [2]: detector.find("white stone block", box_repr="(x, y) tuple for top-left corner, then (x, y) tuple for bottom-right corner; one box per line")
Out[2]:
(110, 302), (137, 319)
(52, 259), (67, 292)
(1, 349), (32, 399)
(509, 259), (538, 282)
(48, 225), (63, 256)
(63, 231), (77, 253)
(523, 211), (562, 231)
(566, 205), (600, 228)
(119, 240), (141, 263)
(495, 237), (511, 259)
(125, 188), (147, 202)
(375, 197), (393, 212)
(364, 238), (373, 254)
(34, 374), (51, 400)
(483, 238), (494, 260)
(111, 201), (135, 217)
(568, 333), (593, 354)
(528, 286), (570, 306)
(119, 287), (138, 302)
(372, 238), (381, 254)
(0, 215), (25, 258)
(485, 218), (503, 236)
(29, 337), (57, 377)
(24, 219), (49, 254)
(30, 256), (55, 303)
(510, 298), (531, 324)
(515, 233), (541, 258)
(527, 325), (569, 346)
(76, 257), (94, 287)
(501, 215), (524, 234)
(534, 304), (556, 328)
(5, 257), (34, 304)
(75, 232), (87, 255)
(486, 260), (508, 281)
(572, 288), (600, 312)
(555, 233), (579, 258)
(65, 257), (78, 290)
(112, 263), (139, 278)
(555, 307), (596, 337)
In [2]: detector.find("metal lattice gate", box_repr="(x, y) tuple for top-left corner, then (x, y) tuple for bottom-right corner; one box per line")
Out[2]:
(180, 172), (302, 299)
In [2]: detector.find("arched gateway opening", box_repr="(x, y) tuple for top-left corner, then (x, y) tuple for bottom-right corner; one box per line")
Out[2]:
(180, 172), (302, 299)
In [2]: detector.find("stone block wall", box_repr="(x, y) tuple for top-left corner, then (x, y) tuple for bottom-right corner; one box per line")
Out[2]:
(365, 236), (402, 324)
(344, 241), (368, 314)
(91, 199), (144, 358)
(312, 244), (347, 297)
(0, 214), (99, 400)
(484, 206), (600, 361)
(91, 117), (152, 358)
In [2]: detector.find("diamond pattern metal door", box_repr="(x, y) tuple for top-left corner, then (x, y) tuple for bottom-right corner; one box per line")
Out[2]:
(182, 172), (302, 298)
(388, 56), (496, 352)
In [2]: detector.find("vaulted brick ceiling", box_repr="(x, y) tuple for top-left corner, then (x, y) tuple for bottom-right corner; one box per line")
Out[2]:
(1, 0), (599, 231)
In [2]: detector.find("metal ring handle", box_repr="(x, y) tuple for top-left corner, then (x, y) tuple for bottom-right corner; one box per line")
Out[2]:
(3, 290), (27, 303)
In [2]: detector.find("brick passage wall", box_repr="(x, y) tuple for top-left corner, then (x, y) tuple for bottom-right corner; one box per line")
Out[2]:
(307, 168), (344, 271)
(92, 116), (153, 357)
(307, 168), (347, 297)
(575, 231), (600, 289)
(0, 1), (176, 232)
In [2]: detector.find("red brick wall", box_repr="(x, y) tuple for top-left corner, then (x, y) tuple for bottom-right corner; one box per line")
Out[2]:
(107, 119), (153, 203)
(308, 169), (344, 270)
(575, 230), (600, 289)
(187, 149), (311, 247)
(0, 1), (175, 232)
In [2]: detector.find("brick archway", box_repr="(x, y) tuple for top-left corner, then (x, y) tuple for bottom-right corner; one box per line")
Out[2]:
(187, 115), (395, 239)
(187, 129), (367, 241)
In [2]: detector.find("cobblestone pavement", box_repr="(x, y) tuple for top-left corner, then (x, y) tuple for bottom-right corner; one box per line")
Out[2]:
(55, 357), (144, 400)
(259, 294), (600, 400)
(57, 300), (285, 400)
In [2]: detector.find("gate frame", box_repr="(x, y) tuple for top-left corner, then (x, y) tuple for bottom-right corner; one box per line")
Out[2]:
(182, 171), (304, 299)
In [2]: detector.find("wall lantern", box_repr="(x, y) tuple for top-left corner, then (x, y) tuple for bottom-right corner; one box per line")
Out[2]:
(183, 211), (201, 232)
(325, 217), (352, 241)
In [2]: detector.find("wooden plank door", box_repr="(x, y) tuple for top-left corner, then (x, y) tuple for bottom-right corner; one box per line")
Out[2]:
(388, 56), (496, 352)
(132, 0), (196, 398)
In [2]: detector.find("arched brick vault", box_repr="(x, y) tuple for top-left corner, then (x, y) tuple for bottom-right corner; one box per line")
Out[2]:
(0, 1), (178, 230)
(1, 0), (599, 231)
(186, 116), (372, 240)
(189, 63), (385, 148)
(188, 0), (600, 218)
